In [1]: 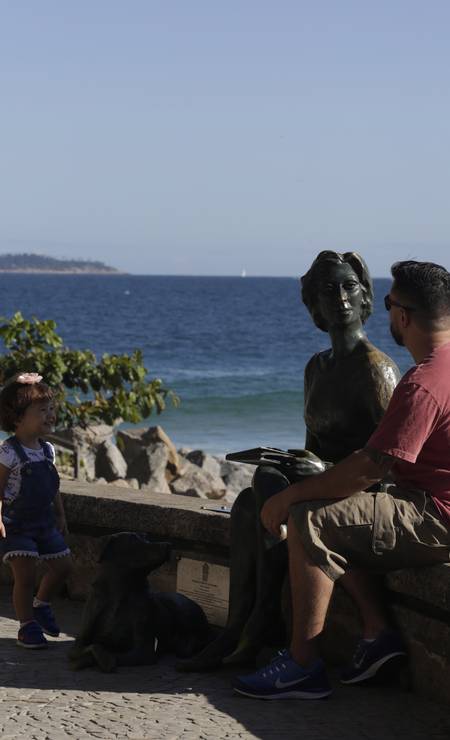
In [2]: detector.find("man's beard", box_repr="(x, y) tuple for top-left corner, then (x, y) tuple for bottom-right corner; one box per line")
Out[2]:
(390, 322), (404, 346)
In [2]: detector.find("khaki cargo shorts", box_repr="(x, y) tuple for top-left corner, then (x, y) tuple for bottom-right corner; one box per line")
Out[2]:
(290, 487), (450, 582)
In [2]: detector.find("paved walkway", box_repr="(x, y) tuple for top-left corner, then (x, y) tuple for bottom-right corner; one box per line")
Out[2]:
(0, 589), (449, 740)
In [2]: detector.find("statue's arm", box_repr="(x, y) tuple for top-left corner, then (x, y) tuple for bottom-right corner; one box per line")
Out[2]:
(305, 428), (322, 457)
(303, 354), (322, 457)
(365, 358), (401, 426)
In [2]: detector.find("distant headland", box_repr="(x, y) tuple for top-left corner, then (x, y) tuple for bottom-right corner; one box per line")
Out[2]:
(0, 253), (122, 274)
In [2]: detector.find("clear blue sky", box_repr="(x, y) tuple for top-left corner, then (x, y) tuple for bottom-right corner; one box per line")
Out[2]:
(1, 1), (449, 276)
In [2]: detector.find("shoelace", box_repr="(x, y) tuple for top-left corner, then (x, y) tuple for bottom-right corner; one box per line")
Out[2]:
(351, 641), (368, 666)
(259, 650), (289, 678)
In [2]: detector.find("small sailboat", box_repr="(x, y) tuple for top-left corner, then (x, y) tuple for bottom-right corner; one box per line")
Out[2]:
(241, 268), (246, 278)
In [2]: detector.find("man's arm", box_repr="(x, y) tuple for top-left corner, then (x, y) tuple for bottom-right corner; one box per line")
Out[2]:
(260, 447), (394, 537)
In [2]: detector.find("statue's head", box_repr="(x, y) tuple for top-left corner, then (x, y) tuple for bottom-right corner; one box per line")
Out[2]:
(98, 532), (171, 573)
(301, 251), (373, 332)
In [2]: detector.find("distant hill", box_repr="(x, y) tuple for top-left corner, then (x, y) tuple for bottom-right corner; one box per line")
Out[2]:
(0, 253), (120, 274)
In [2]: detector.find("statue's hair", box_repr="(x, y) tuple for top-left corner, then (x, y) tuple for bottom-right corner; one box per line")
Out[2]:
(301, 251), (373, 332)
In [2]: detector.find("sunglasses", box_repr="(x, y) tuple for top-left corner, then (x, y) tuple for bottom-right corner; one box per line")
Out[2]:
(384, 295), (416, 312)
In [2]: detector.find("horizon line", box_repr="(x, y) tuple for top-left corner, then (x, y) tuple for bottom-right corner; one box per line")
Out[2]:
(0, 270), (393, 279)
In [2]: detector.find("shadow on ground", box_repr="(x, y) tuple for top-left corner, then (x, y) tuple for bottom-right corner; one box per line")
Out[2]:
(1, 590), (449, 740)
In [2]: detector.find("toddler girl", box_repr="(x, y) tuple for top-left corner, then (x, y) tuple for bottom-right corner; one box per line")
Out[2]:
(0, 372), (71, 648)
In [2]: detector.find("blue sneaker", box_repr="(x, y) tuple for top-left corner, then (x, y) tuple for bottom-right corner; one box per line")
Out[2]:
(340, 630), (406, 684)
(33, 603), (60, 637)
(17, 620), (48, 649)
(233, 649), (332, 700)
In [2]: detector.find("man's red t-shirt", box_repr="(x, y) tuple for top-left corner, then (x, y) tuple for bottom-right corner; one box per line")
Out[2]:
(367, 341), (450, 524)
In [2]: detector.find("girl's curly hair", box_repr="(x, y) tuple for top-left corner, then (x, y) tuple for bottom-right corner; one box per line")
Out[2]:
(0, 376), (54, 432)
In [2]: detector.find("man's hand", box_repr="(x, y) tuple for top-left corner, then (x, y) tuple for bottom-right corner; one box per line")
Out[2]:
(261, 448), (387, 538)
(0, 519), (6, 538)
(261, 491), (292, 538)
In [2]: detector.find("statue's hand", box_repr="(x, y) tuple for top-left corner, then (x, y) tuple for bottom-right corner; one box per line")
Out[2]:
(283, 449), (329, 481)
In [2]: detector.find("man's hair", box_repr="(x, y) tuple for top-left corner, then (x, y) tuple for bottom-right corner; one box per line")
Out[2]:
(391, 260), (450, 328)
(301, 250), (373, 332)
(0, 378), (54, 432)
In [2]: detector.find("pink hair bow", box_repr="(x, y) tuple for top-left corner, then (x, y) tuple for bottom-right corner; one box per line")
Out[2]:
(16, 373), (43, 385)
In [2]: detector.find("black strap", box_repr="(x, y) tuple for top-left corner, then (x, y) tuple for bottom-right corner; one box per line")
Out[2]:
(39, 439), (54, 462)
(7, 436), (29, 463)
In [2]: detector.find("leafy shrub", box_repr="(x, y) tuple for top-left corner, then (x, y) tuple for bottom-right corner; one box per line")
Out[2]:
(0, 312), (179, 427)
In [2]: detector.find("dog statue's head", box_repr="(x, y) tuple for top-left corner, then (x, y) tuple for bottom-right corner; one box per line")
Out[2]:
(98, 532), (171, 573)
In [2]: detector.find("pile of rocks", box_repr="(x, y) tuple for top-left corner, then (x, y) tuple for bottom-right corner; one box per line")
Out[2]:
(52, 424), (253, 504)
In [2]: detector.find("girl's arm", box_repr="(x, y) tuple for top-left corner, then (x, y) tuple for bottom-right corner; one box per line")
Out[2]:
(0, 463), (11, 538)
(53, 491), (68, 535)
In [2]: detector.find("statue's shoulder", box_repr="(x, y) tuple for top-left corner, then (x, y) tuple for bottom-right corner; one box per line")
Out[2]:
(305, 350), (332, 377)
(361, 342), (401, 384)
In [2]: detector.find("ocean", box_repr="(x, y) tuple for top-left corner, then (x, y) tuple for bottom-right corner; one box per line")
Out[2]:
(0, 274), (410, 454)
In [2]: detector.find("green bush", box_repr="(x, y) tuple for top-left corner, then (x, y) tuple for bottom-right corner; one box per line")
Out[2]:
(0, 312), (179, 428)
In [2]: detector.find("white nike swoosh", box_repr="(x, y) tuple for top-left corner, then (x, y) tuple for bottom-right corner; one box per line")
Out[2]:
(275, 675), (309, 689)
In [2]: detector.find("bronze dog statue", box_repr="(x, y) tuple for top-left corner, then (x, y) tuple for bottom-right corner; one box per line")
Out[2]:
(69, 532), (211, 672)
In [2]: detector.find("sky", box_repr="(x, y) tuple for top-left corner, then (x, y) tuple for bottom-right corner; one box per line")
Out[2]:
(1, 1), (450, 277)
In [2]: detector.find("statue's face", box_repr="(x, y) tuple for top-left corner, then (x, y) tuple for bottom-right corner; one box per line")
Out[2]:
(317, 262), (364, 331)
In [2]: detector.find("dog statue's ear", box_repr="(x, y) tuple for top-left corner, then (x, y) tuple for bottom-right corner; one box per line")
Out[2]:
(97, 535), (113, 563)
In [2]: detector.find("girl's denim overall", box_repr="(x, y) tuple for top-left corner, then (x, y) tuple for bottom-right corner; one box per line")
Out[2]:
(0, 436), (68, 561)
(4, 436), (60, 533)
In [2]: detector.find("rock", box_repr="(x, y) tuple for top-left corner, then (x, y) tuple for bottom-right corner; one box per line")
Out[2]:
(126, 478), (140, 490)
(170, 460), (226, 500)
(95, 440), (127, 482)
(142, 426), (179, 472)
(53, 424), (114, 481)
(127, 442), (171, 493)
(117, 425), (180, 475)
(185, 450), (222, 478)
(220, 460), (254, 495)
(108, 478), (131, 489)
(116, 428), (147, 466)
(222, 490), (239, 505)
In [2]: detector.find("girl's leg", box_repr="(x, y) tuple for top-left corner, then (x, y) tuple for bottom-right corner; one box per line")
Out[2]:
(36, 555), (72, 602)
(9, 556), (37, 623)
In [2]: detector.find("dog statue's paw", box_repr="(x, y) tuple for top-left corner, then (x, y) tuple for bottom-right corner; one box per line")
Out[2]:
(68, 645), (96, 670)
(68, 643), (117, 672)
(90, 644), (117, 673)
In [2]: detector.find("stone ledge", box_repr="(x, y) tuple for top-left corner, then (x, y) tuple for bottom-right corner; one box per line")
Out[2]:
(61, 481), (450, 617)
(323, 584), (450, 704)
(387, 564), (450, 615)
(61, 479), (231, 550)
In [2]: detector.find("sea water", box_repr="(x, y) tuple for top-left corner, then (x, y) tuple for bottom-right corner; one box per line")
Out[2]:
(0, 274), (409, 454)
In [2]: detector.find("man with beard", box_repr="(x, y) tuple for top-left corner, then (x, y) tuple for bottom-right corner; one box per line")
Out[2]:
(233, 260), (450, 700)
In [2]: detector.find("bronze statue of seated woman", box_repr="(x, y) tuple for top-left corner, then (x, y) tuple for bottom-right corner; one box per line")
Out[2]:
(179, 250), (400, 671)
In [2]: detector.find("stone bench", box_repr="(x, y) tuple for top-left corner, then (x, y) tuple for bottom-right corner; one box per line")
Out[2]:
(1, 480), (448, 704)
